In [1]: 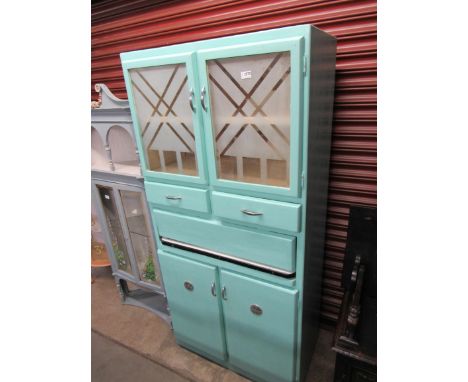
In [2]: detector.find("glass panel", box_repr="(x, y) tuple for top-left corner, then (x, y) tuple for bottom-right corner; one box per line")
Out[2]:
(97, 186), (132, 274)
(91, 198), (111, 267)
(207, 52), (291, 188)
(107, 126), (140, 176)
(91, 127), (109, 171)
(129, 63), (198, 176)
(120, 190), (161, 286)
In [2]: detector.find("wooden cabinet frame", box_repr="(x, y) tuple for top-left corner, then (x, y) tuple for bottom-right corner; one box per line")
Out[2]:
(91, 84), (169, 322)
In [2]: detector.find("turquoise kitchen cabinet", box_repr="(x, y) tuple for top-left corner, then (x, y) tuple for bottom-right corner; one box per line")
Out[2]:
(124, 51), (208, 185)
(196, 36), (303, 197)
(121, 24), (336, 382)
(220, 270), (298, 382)
(159, 250), (298, 382)
(154, 209), (297, 274)
(211, 191), (301, 233)
(145, 181), (211, 214)
(158, 251), (226, 361)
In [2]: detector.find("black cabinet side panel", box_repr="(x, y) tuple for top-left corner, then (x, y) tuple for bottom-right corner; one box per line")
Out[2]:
(300, 25), (337, 382)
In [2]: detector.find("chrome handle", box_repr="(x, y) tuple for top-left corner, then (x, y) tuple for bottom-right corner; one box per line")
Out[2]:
(250, 304), (263, 316)
(189, 87), (195, 112)
(241, 209), (263, 216)
(184, 281), (193, 291)
(211, 282), (216, 297)
(166, 195), (182, 200)
(221, 286), (227, 300)
(201, 86), (207, 111)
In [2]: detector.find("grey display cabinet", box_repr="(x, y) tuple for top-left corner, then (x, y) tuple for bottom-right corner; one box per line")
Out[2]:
(91, 83), (169, 322)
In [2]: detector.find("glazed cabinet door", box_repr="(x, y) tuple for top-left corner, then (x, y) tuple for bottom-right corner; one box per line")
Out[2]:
(219, 270), (298, 382)
(158, 252), (226, 361)
(96, 185), (135, 276)
(123, 53), (207, 184)
(119, 189), (162, 288)
(197, 37), (304, 197)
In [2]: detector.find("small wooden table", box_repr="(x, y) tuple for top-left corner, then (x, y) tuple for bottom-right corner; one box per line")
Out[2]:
(91, 242), (111, 283)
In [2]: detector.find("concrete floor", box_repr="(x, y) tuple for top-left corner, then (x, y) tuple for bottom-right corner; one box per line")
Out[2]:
(92, 331), (189, 382)
(91, 267), (336, 382)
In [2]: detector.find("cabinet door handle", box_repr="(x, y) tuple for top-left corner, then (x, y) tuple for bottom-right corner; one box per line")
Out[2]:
(166, 195), (182, 200)
(184, 281), (194, 291)
(241, 209), (263, 216)
(201, 86), (207, 111)
(189, 87), (195, 112)
(221, 286), (227, 300)
(250, 304), (263, 315)
(211, 282), (216, 297)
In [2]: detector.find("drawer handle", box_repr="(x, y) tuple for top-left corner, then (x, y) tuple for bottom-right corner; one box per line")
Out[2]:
(250, 304), (263, 316)
(166, 195), (182, 200)
(211, 282), (216, 297)
(221, 286), (227, 300)
(184, 281), (193, 291)
(241, 209), (263, 216)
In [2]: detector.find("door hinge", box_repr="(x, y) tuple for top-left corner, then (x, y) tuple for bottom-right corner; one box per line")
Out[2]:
(303, 56), (307, 74)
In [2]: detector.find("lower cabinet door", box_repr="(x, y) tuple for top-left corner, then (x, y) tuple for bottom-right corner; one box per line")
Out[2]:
(220, 270), (298, 382)
(158, 251), (226, 361)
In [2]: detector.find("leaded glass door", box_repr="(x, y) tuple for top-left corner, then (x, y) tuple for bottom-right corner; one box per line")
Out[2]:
(124, 53), (207, 184)
(97, 185), (134, 276)
(197, 38), (303, 197)
(119, 189), (162, 288)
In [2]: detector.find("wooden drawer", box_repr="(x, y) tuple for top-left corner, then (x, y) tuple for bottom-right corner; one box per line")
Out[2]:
(211, 192), (301, 233)
(153, 210), (296, 275)
(145, 181), (210, 214)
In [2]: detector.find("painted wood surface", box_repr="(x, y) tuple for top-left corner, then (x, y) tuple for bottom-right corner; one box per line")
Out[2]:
(158, 251), (226, 361)
(120, 24), (336, 382)
(211, 191), (301, 233)
(145, 181), (210, 214)
(154, 209), (296, 273)
(220, 270), (298, 382)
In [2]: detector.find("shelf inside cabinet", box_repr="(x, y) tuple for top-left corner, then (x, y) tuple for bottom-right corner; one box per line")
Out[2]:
(113, 160), (141, 176)
(120, 280), (170, 323)
(218, 156), (289, 188)
(147, 150), (198, 176)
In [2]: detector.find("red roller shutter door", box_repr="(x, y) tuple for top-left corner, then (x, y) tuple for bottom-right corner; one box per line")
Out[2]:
(91, 0), (377, 328)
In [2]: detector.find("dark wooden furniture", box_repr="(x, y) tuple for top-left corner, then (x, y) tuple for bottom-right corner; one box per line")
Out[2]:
(333, 206), (377, 382)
